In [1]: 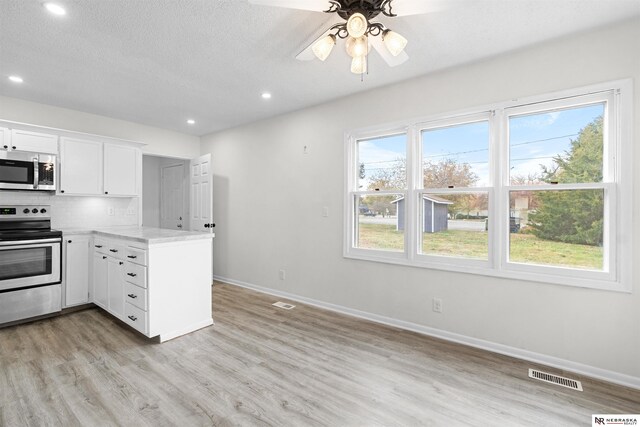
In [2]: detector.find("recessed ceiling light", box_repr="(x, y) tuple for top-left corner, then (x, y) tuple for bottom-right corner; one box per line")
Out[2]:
(261, 92), (272, 100)
(44, 2), (66, 16)
(8, 76), (23, 84)
(187, 119), (195, 125)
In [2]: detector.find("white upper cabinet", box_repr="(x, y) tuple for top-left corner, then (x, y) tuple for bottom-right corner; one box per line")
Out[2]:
(59, 138), (140, 197)
(59, 137), (103, 195)
(0, 127), (9, 149)
(9, 129), (58, 154)
(104, 143), (138, 196)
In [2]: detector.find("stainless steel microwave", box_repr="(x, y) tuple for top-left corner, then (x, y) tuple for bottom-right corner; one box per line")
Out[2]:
(0, 151), (56, 191)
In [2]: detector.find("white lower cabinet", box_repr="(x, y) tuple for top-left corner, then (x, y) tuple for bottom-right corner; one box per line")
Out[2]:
(92, 252), (108, 309)
(64, 235), (91, 307)
(87, 232), (212, 341)
(107, 258), (126, 320)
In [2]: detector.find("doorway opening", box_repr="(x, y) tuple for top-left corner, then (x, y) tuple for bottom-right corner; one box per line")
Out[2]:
(142, 155), (189, 230)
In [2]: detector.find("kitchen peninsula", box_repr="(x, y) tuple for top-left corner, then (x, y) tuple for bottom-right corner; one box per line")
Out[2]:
(63, 227), (214, 342)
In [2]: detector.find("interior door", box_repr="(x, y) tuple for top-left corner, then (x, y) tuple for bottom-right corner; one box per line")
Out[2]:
(189, 154), (213, 232)
(160, 163), (184, 230)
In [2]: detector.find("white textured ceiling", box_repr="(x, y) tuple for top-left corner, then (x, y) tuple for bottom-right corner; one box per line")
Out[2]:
(1, 0), (639, 136)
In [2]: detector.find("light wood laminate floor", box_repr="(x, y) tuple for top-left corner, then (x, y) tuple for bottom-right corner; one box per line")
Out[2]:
(1, 282), (638, 426)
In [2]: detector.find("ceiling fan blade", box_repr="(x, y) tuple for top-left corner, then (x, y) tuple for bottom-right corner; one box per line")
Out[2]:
(295, 17), (343, 61)
(387, 0), (450, 16)
(248, 0), (332, 12)
(370, 35), (408, 67)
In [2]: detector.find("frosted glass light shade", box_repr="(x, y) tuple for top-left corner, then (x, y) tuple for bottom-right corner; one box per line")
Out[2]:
(312, 34), (336, 61)
(351, 56), (367, 74)
(346, 13), (367, 38)
(382, 30), (408, 56)
(345, 36), (369, 58)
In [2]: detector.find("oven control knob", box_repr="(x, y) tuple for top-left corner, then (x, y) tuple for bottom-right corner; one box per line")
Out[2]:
(40, 208), (47, 213)
(32, 208), (38, 214)
(23, 208), (30, 214)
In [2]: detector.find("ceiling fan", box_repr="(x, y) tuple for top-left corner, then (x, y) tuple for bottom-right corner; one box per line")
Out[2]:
(249, 0), (444, 75)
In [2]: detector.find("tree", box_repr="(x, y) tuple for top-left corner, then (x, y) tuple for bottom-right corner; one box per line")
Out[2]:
(528, 116), (604, 245)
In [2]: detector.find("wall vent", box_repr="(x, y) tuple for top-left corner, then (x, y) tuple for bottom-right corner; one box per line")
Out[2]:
(528, 369), (583, 391)
(272, 301), (295, 310)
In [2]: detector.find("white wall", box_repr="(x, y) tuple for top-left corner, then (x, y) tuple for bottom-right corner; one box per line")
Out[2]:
(201, 18), (640, 384)
(0, 96), (200, 158)
(143, 155), (162, 227)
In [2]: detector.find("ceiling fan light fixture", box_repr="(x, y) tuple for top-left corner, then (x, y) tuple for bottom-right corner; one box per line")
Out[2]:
(350, 56), (367, 75)
(345, 36), (369, 58)
(312, 34), (336, 61)
(346, 12), (368, 38)
(382, 29), (408, 57)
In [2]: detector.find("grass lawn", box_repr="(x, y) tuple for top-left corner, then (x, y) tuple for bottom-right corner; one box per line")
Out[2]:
(358, 223), (603, 270)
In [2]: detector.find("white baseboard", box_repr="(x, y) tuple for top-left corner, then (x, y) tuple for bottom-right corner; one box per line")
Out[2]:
(214, 275), (640, 391)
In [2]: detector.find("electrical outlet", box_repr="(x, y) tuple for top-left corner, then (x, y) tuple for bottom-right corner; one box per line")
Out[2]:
(279, 269), (286, 280)
(107, 207), (115, 216)
(432, 298), (443, 313)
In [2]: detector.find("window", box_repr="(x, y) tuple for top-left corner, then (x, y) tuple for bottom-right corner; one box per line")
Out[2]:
(345, 81), (632, 291)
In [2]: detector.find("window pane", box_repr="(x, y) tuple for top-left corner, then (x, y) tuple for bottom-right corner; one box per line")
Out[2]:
(509, 189), (604, 270)
(509, 103), (605, 185)
(356, 194), (403, 252)
(422, 121), (489, 188)
(357, 134), (407, 190)
(420, 193), (489, 259)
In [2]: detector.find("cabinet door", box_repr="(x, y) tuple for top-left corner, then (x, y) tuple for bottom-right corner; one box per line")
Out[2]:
(104, 143), (137, 196)
(60, 137), (103, 195)
(107, 258), (125, 320)
(64, 236), (90, 307)
(10, 129), (58, 154)
(92, 252), (108, 309)
(0, 127), (9, 150)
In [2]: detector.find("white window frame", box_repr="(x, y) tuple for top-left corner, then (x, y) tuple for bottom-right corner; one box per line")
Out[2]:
(344, 79), (633, 292)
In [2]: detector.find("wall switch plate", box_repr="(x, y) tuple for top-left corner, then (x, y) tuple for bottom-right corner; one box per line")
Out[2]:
(433, 298), (443, 313)
(322, 206), (329, 217)
(126, 207), (135, 215)
(279, 269), (286, 280)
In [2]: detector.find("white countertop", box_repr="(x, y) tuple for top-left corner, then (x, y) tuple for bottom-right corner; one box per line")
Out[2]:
(62, 226), (214, 244)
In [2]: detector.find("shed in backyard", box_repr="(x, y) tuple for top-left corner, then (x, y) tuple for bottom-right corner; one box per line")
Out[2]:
(392, 195), (454, 233)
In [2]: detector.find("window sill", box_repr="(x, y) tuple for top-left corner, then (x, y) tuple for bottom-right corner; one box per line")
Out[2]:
(343, 251), (630, 293)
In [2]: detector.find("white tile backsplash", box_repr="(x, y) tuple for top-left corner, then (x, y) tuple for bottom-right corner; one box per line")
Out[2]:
(0, 192), (139, 229)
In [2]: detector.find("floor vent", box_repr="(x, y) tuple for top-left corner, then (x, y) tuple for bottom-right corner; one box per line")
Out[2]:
(528, 369), (583, 391)
(272, 301), (295, 310)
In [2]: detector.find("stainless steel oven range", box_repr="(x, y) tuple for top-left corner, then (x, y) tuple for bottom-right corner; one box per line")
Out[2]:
(0, 205), (62, 325)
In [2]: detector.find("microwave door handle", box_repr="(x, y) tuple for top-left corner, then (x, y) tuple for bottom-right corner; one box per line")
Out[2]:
(33, 157), (39, 189)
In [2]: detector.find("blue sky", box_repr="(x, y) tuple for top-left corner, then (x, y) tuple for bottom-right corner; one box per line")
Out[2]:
(358, 102), (604, 188)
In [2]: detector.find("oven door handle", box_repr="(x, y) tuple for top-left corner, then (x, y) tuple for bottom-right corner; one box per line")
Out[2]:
(33, 157), (39, 189)
(0, 238), (61, 247)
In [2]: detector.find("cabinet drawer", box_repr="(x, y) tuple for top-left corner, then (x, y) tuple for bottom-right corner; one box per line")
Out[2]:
(124, 303), (147, 335)
(93, 238), (107, 254)
(124, 262), (147, 288)
(125, 246), (147, 266)
(105, 242), (125, 259)
(125, 282), (147, 311)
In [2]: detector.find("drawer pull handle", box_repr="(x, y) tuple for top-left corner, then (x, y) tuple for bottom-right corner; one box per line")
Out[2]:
(109, 249), (118, 253)
(119, 261), (124, 265)
(127, 255), (137, 259)
(127, 293), (137, 299)
(95, 245), (103, 248)
(128, 315), (137, 321)
(102, 256), (107, 259)
(127, 273), (137, 277)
